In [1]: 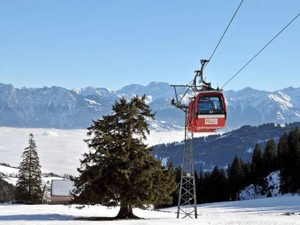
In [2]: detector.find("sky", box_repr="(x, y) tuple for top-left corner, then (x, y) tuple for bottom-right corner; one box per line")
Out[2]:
(0, 0), (299, 92)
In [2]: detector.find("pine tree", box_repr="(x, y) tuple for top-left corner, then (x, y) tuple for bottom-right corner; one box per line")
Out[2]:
(278, 128), (300, 194)
(250, 143), (267, 195)
(262, 139), (278, 176)
(278, 132), (291, 193)
(72, 96), (177, 219)
(282, 128), (300, 193)
(15, 133), (43, 204)
(196, 167), (205, 204)
(201, 166), (229, 203)
(227, 155), (246, 200)
(288, 128), (300, 193)
(251, 143), (263, 183)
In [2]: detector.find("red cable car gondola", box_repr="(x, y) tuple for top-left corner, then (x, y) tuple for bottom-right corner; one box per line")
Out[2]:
(187, 59), (227, 132)
(187, 90), (227, 132)
(171, 59), (227, 133)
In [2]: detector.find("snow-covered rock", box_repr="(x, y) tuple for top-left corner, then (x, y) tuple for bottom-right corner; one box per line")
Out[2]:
(240, 171), (281, 200)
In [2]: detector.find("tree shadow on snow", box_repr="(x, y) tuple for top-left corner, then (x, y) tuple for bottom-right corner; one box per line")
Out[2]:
(75, 216), (143, 221)
(0, 214), (75, 221)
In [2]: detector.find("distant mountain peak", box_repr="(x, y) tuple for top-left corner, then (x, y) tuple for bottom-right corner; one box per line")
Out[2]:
(0, 82), (300, 130)
(73, 86), (115, 97)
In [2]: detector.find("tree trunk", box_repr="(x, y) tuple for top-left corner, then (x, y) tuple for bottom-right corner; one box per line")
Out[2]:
(116, 203), (138, 219)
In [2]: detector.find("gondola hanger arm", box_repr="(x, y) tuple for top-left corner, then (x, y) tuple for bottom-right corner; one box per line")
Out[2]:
(193, 59), (212, 92)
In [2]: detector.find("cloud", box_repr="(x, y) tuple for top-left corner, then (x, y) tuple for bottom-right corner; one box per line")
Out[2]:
(41, 130), (59, 137)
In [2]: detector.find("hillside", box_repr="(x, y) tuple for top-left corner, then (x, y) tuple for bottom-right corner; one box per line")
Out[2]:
(154, 122), (300, 170)
(239, 171), (281, 200)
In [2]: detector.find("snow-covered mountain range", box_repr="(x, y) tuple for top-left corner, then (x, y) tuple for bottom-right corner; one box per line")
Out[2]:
(226, 87), (300, 129)
(1, 82), (300, 130)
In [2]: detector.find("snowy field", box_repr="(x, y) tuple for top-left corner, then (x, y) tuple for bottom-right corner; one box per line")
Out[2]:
(0, 127), (185, 176)
(0, 195), (300, 225)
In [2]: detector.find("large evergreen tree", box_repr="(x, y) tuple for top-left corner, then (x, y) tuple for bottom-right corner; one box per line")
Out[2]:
(15, 133), (43, 204)
(72, 96), (176, 219)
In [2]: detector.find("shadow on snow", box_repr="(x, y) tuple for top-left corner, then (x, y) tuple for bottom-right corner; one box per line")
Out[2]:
(0, 214), (75, 221)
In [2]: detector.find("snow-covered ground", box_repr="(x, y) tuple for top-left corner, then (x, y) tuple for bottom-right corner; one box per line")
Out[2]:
(0, 195), (299, 225)
(0, 127), (185, 176)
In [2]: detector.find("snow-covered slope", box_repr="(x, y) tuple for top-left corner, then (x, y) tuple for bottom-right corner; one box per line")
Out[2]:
(0, 195), (299, 224)
(240, 171), (281, 200)
(0, 164), (18, 185)
(0, 164), (64, 186)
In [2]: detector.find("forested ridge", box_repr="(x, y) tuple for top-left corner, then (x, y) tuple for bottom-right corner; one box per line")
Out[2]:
(154, 122), (300, 170)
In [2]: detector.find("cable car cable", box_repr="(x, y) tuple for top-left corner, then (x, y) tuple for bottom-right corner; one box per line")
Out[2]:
(221, 11), (300, 89)
(205, 0), (244, 68)
(176, 0), (244, 92)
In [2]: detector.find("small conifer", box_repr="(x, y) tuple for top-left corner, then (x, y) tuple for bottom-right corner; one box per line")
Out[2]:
(15, 133), (43, 204)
